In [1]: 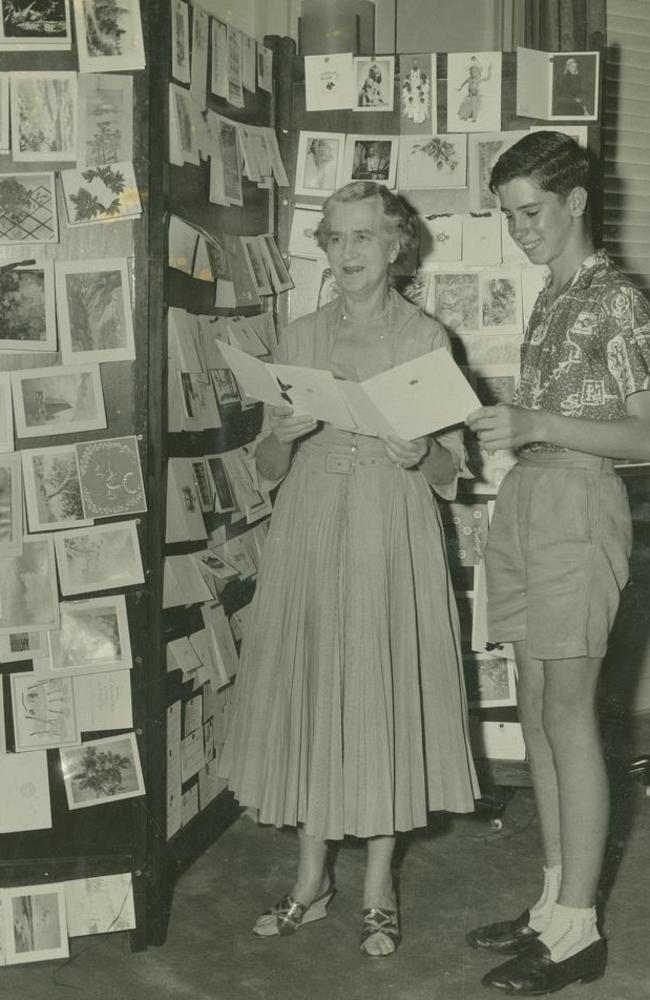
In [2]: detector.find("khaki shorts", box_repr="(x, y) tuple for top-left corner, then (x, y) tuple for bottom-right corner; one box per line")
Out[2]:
(485, 451), (632, 661)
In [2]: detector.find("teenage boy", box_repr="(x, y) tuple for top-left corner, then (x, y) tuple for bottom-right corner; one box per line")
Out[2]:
(465, 131), (650, 994)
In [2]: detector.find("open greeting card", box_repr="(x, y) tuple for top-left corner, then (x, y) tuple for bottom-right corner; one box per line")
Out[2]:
(219, 341), (479, 441)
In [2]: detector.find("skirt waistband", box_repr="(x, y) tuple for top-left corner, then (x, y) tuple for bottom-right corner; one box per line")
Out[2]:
(296, 447), (399, 475)
(517, 450), (616, 473)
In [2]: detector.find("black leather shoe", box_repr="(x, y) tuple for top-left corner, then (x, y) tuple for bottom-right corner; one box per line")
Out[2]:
(481, 937), (607, 994)
(466, 910), (540, 955)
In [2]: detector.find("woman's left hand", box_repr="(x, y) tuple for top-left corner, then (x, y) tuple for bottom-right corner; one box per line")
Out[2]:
(381, 434), (429, 469)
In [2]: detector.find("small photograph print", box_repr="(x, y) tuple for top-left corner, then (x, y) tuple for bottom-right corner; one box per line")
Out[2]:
(551, 52), (599, 120)
(11, 363), (106, 438)
(3, 884), (68, 965)
(171, 0), (190, 84)
(47, 594), (132, 676)
(398, 134), (466, 189)
(480, 270), (523, 334)
(209, 369), (240, 408)
(0, 259), (56, 352)
(21, 444), (90, 533)
(60, 161), (142, 227)
(0, 452), (22, 557)
(0, 371), (13, 452)
(0, 171), (58, 245)
(73, 0), (145, 74)
(447, 52), (502, 133)
(431, 272), (480, 334)
(0, 0), (71, 48)
(54, 520), (144, 596)
(464, 653), (517, 709)
(190, 458), (215, 512)
(77, 72), (133, 168)
(0, 629), (48, 662)
(59, 732), (145, 809)
(399, 54), (436, 133)
(469, 364), (519, 406)
(354, 54), (394, 111)
(76, 435), (146, 519)
(10, 71), (77, 162)
(0, 535), (59, 635)
(295, 131), (345, 199)
(205, 453), (236, 512)
(343, 134), (397, 188)
(11, 672), (79, 751)
(56, 258), (135, 364)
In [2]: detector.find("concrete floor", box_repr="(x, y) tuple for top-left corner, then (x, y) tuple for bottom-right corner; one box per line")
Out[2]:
(3, 779), (650, 1000)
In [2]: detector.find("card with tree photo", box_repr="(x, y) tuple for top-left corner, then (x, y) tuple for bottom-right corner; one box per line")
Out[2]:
(54, 520), (144, 596)
(11, 363), (106, 438)
(59, 732), (145, 809)
(9, 70), (77, 162)
(77, 72), (133, 168)
(73, 0), (145, 74)
(21, 444), (91, 533)
(0, 259), (56, 352)
(55, 258), (135, 364)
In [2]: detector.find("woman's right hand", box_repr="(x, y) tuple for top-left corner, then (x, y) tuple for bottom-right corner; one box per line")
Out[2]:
(268, 404), (318, 444)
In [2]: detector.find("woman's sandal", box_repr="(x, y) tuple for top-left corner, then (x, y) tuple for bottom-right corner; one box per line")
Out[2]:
(253, 884), (335, 938)
(359, 907), (401, 957)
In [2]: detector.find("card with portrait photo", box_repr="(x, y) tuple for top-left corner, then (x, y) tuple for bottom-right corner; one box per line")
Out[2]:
(353, 55), (394, 111)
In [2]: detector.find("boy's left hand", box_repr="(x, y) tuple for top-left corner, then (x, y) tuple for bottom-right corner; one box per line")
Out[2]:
(466, 404), (539, 452)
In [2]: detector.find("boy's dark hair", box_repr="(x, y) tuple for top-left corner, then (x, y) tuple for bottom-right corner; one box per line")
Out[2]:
(489, 131), (592, 199)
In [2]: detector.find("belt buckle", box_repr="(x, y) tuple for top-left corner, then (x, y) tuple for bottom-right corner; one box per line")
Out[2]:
(325, 452), (354, 474)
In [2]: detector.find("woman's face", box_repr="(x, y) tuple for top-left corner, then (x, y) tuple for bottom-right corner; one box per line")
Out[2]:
(324, 198), (396, 301)
(566, 58), (579, 74)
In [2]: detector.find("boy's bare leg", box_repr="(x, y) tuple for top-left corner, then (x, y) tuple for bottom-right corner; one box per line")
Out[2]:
(542, 656), (608, 908)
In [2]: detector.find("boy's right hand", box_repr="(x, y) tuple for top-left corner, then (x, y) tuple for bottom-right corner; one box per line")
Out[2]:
(268, 404), (318, 444)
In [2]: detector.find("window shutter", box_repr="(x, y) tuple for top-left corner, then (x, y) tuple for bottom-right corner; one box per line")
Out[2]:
(603, 1), (650, 295)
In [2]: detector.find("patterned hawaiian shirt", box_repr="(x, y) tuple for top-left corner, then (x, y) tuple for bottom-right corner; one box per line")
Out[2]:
(515, 250), (650, 452)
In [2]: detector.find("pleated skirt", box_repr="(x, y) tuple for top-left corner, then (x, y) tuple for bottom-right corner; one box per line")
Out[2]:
(219, 438), (479, 841)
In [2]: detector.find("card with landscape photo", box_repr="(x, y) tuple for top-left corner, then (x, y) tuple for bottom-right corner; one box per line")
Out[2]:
(76, 435), (147, 519)
(21, 444), (91, 533)
(0, 452), (22, 557)
(11, 672), (79, 751)
(0, 535), (59, 634)
(0, 0), (71, 49)
(59, 731), (145, 809)
(0, 371), (13, 451)
(2, 883), (68, 965)
(342, 134), (398, 188)
(0, 259), (56, 352)
(54, 520), (144, 596)
(11, 363), (106, 438)
(0, 171), (58, 245)
(77, 72), (133, 168)
(466, 363), (520, 407)
(55, 258), (135, 364)
(47, 594), (132, 677)
(73, 0), (145, 74)
(10, 71), (76, 162)
(60, 161), (142, 227)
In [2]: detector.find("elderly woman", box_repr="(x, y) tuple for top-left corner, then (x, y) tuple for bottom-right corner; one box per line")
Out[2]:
(219, 181), (479, 957)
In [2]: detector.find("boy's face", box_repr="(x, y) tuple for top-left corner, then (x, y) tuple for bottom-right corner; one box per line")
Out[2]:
(497, 176), (583, 272)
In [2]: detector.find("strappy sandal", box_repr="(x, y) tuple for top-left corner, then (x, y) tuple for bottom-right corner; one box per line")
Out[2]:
(359, 906), (401, 957)
(253, 884), (335, 938)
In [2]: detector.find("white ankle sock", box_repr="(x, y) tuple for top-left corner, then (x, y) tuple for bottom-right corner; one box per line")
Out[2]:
(528, 864), (562, 933)
(539, 903), (600, 963)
